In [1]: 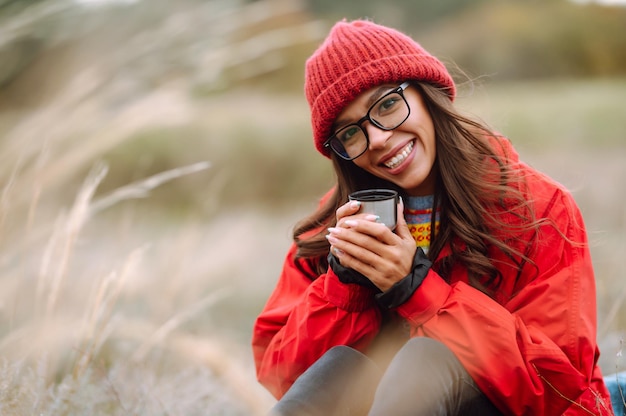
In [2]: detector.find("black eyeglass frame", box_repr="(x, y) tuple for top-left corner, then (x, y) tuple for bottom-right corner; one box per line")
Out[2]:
(323, 81), (412, 161)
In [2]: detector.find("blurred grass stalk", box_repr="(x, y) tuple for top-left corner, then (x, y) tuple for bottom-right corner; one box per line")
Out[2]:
(0, 115), (271, 413)
(0, 153), (274, 413)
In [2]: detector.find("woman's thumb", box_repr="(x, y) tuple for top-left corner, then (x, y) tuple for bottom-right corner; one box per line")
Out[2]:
(395, 196), (410, 238)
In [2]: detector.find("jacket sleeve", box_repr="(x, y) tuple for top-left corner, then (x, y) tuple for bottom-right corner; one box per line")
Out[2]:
(394, 187), (612, 415)
(252, 243), (382, 399)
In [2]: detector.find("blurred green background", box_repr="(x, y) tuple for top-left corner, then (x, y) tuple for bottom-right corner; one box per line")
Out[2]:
(1, 0), (625, 414)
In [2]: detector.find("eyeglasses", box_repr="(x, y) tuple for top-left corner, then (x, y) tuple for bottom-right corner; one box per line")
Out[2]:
(324, 82), (411, 161)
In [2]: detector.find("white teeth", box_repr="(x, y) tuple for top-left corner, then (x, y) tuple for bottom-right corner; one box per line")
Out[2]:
(384, 141), (413, 169)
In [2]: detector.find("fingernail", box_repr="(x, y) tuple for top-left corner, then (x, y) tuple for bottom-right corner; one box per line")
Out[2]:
(327, 227), (341, 235)
(332, 247), (345, 256)
(345, 220), (358, 227)
(326, 234), (339, 244)
(350, 201), (361, 209)
(365, 214), (380, 222)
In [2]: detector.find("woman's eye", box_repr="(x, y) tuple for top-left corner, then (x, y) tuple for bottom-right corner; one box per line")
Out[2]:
(378, 96), (399, 113)
(338, 126), (360, 143)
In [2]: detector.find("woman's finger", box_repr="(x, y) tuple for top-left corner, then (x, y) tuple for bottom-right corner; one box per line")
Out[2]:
(336, 200), (362, 224)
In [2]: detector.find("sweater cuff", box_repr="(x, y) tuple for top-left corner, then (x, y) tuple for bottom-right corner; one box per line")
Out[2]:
(375, 248), (432, 309)
(323, 270), (377, 312)
(328, 252), (380, 291)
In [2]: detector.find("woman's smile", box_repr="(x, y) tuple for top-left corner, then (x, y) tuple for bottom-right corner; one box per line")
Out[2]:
(382, 140), (415, 170)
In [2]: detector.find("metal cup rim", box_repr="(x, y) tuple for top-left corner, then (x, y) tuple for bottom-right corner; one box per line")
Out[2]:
(348, 189), (398, 201)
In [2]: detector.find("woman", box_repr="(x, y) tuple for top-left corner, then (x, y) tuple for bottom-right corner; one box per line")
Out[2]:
(252, 19), (613, 415)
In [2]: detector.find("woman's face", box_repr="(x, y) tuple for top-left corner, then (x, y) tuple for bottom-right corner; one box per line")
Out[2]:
(334, 84), (437, 196)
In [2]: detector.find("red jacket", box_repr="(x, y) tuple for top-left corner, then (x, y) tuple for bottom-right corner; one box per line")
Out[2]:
(252, 138), (613, 415)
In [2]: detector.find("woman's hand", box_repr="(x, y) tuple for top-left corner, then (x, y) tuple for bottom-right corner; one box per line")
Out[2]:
(327, 199), (417, 292)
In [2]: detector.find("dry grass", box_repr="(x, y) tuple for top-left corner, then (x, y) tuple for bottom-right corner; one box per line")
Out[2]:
(0, 155), (277, 414)
(0, 64), (279, 413)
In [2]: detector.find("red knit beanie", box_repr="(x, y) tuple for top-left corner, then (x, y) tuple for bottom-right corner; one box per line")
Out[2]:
(305, 19), (456, 157)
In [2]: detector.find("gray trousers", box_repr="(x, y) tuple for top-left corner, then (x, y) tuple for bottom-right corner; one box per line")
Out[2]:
(269, 338), (503, 416)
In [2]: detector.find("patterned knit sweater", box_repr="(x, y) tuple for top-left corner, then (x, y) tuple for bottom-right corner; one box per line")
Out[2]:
(404, 195), (439, 254)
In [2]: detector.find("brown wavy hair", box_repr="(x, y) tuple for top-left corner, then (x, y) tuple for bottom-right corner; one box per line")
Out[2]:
(292, 82), (538, 294)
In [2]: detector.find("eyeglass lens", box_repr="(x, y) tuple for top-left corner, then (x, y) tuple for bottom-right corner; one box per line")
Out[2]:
(330, 89), (409, 160)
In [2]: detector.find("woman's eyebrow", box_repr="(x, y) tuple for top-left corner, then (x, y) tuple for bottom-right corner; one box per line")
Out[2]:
(332, 85), (396, 132)
(366, 85), (394, 108)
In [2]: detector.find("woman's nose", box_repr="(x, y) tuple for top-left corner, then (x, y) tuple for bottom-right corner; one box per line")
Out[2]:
(365, 123), (393, 150)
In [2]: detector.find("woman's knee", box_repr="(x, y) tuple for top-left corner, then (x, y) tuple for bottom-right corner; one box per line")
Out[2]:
(397, 337), (460, 370)
(369, 338), (500, 416)
(270, 345), (381, 416)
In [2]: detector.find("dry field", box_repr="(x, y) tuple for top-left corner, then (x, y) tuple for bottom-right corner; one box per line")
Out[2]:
(0, 77), (624, 414)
